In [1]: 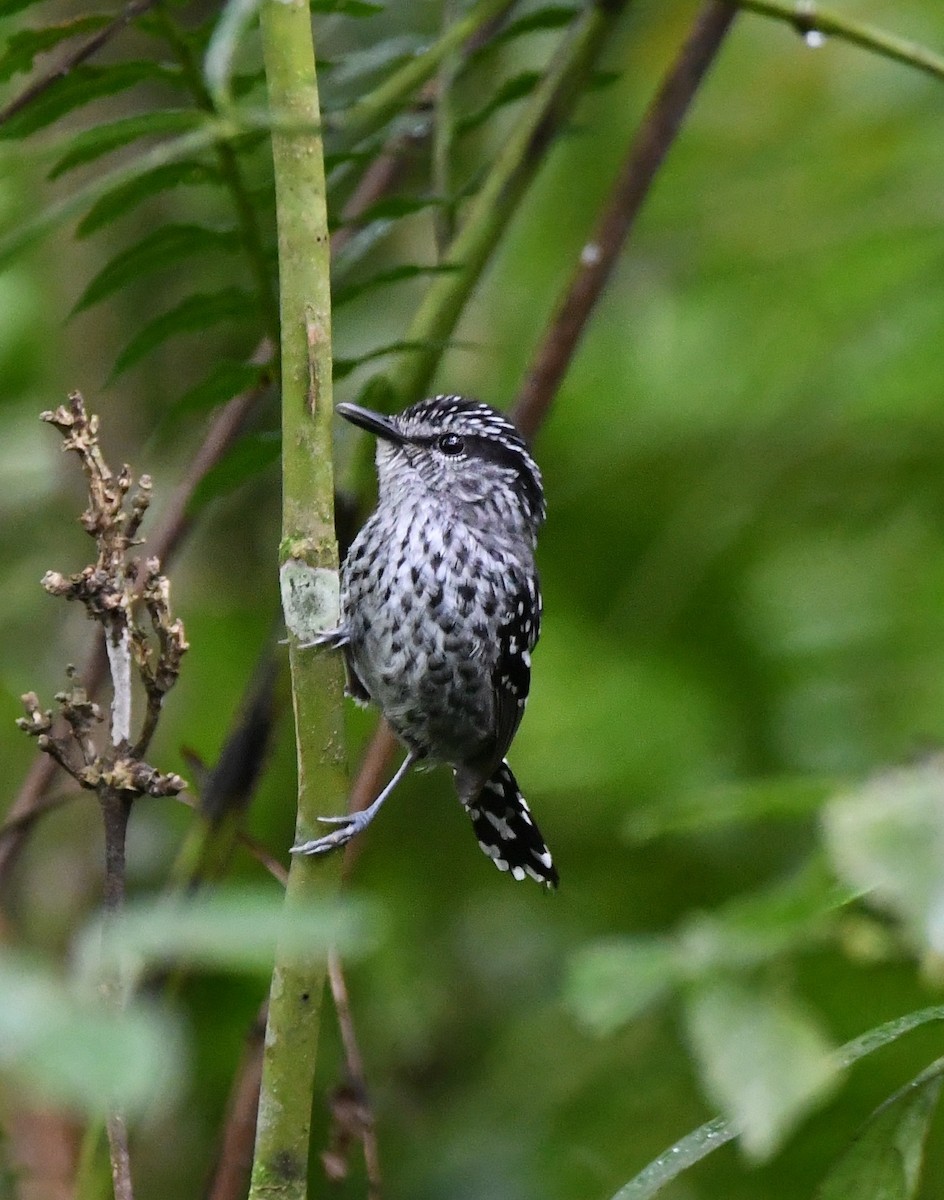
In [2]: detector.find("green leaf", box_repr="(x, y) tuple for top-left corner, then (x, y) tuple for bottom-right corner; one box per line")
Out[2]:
(0, 0), (51, 16)
(333, 262), (461, 307)
(204, 0), (263, 104)
(76, 160), (219, 237)
(566, 859), (856, 1039)
(612, 1006), (944, 1200)
(48, 108), (203, 179)
(675, 855), (859, 974)
(186, 430), (280, 512)
(0, 63), (184, 139)
(72, 224), (242, 314)
(0, 123), (226, 269)
(333, 339), (453, 380)
(322, 34), (424, 91)
(0, 15), (111, 83)
(0, 952), (183, 1116)
(822, 759), (944, 954)
(566, 937), (678, 1036)
(75, 887), (378, 984)
(173, 358), (269, 417)
(109, 287), (258, 380)
(625, 774), (838, 843)
(310, 0), (383, 13)
(360, 193), (451, 222)
(476, 4), (577, 50)
(815, 1059), (944, 1200)
(457, 71), (543, 137)
(684, 978), (839, 1161)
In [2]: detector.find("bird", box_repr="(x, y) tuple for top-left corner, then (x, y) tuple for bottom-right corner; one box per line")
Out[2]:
(290, 394), (558, 888)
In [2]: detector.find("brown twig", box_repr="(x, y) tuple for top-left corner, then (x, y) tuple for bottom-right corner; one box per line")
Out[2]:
(0, 0), (162, 130)
(512, 0), (738, 439)
(105, 1109), (135, 1200)
(0, 380), (267, 887)
(205, 1004), (268, 1200)
(324, 950), (382, 1198)
(17, 394), (193, 1200)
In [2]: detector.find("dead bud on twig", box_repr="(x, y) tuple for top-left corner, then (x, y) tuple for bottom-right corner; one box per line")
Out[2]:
(15, 390), (190, 1200)
(17, 392), (187, 806)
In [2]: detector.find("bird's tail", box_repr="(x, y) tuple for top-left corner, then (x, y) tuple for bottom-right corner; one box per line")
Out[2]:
(462, 761), (558, 888)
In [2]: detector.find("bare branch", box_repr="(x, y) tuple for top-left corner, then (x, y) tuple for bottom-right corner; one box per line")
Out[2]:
(513, 0), (737, 439)
(17, 394), (194, 1200)
(206, 1005), (268, 1200)
(1, 383), (265, 886)
(325, 951), (382, 1198)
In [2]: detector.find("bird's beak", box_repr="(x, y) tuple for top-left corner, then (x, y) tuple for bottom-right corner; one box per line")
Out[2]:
(336, 402), (406, 444)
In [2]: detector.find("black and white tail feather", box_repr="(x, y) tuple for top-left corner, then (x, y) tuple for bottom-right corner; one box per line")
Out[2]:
(464, 761), (558, 888)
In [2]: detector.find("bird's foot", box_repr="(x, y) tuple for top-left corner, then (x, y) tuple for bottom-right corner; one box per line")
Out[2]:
(290, 810), (369, 856)
(296, 627), (349, 651)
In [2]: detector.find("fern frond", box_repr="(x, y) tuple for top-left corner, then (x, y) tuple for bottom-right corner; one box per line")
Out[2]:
(48, 109), (204, 178)
(76, 160), (220, 237)
(456, 70), (543, 137)
(333, 339), (453, 380)
(109, 287), (258, 380)
(333, 263), (461, 308)
(174, 359), (270, 417)
(466, 4), (579, 60)
(187, 430), (280, 514)
(72, 224), (243, 315)
(0, 15), (112, 82)
(0, 62), (183, 139)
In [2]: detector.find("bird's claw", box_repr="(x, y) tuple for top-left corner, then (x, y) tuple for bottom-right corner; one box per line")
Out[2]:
(290, 813), (362, 856)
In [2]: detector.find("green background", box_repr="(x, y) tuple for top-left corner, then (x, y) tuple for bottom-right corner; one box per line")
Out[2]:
(3, 1), (944, 1196)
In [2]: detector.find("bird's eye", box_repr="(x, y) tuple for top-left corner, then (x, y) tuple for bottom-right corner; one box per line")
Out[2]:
(437, 433), (465, 456)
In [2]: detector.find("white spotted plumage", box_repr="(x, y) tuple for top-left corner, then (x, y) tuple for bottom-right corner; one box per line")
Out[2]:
(295, 395), (558, 889)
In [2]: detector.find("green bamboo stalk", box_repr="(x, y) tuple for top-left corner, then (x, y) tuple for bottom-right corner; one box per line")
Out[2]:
(249, 0), (346, 1196)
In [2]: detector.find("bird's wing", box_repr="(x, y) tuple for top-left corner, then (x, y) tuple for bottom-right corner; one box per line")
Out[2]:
(491, 573), (541, 765)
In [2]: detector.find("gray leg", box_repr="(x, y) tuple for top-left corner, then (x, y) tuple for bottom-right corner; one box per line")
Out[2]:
(290, 751), (418, 856)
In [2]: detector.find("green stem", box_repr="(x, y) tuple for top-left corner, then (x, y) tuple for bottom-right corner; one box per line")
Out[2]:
(432, 0), (461, 257)
(733, 0), (944, 83)
(379, 0), (632, 412)
(249, 0), (346, 1197)
(332, 0), (511, 148)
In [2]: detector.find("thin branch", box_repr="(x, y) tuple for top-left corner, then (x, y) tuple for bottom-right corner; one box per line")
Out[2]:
(19, 396), (190, 1200)
(104, 1112), (134, 1200)
(513, 0), (737, 438)
(0, 0), (161, 129)
(206, 1004), (268, 1200)
(340, 722), (399, 878)
(0, 383), (265, 887)
(325, 951), (381, 1199)
(734, 0), (944, 84)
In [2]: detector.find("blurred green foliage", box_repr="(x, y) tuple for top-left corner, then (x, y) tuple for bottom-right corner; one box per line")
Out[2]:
(3, 0), (944, 1197)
